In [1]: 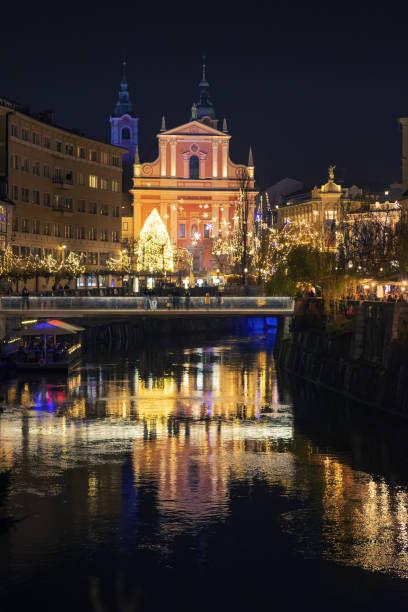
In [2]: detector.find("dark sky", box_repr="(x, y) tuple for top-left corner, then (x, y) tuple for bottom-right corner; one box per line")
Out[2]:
(2, 4), (408, 191)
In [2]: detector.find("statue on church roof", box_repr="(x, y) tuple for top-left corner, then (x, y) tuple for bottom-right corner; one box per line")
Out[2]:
(328, 164), (336, 181)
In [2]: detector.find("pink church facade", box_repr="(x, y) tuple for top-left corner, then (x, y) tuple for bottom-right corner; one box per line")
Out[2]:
(130, 119), (255, 272)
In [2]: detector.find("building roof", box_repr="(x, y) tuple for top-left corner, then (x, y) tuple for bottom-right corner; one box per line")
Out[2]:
(0, 95), (126, 152)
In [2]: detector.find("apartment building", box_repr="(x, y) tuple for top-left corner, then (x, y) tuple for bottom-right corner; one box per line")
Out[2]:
(0, 97), (124, 285)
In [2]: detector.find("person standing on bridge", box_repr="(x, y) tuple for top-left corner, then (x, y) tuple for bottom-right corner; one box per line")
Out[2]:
(21, 286), (30, 310)
(184, 289), (191, 310)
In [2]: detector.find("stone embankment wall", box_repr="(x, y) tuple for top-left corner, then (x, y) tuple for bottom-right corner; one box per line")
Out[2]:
(275, 300), (408, 417)
(75, 316), (260, 349)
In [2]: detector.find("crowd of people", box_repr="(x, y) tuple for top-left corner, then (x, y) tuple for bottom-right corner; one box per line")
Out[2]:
(17, 338), (70, 364)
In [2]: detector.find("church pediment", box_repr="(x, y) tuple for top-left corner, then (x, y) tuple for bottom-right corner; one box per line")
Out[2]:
(160, 120), (228, 137)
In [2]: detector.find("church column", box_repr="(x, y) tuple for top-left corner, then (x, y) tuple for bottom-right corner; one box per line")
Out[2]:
(170, 138), (177, 177)
(222, 140), (228, 178)
(134, 198), (142, 240)
(170, 202), (177, 244)
(212, 141), (218, 177)
(160, 139), (167, 176)
(199, 152), (207, 179)
(183, 153), (189, 178)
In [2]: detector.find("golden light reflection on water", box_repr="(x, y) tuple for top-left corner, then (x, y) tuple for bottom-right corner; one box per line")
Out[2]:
(1, 341), (408, 577)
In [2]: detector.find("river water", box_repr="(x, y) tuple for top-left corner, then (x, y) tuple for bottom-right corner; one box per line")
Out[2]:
(1, 328), (408, 610)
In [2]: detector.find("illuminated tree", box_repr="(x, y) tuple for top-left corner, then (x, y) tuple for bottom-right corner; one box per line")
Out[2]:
(57, 252), (85, 281)
(137, 209), (173, 273)
(0, 246), (22, 283)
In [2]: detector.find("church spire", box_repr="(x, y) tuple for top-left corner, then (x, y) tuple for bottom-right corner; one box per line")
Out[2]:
(191, 54), (216, 123)
(113, 59), (133, 117)
(248, 146), (254, 167)
(222, 118), (228, 133)
(160, 115), (167, 132)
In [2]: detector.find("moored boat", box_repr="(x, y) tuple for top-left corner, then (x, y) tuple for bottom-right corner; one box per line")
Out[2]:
(15, 320), (84, 371)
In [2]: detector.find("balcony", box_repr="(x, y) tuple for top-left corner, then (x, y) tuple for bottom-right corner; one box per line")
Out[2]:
(52, 203), (73, 216)
(52, 174), (74, 189)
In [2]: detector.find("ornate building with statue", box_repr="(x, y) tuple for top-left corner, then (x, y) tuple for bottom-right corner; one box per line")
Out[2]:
(123, 60), (256, 275)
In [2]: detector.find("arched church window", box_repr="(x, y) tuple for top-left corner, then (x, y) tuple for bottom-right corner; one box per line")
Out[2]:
(121, 127), (131, 141)
(189, 155), (199, 179)
(191, 224), (198, 237)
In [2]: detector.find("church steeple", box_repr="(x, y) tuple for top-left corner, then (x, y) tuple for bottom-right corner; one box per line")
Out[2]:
(110, 59), (139, 172)
(113, 60), (133, 117)
(191, 55), (217, 126)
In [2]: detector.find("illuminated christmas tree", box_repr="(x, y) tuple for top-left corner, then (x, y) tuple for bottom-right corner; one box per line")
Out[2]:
(137, 209), (173, 272)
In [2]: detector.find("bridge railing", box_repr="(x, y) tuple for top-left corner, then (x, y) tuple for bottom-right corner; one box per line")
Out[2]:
(0, 296), (294, 311)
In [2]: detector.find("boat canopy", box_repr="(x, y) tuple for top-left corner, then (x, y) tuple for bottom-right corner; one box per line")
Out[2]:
(47, 319), (85, 332)
(21, 321), (81, 336)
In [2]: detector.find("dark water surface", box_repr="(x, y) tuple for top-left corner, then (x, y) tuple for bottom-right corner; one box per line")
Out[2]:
(2, 330), (408, 610)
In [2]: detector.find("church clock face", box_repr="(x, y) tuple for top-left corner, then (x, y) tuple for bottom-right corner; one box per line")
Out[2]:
(143, 164), (152, 175)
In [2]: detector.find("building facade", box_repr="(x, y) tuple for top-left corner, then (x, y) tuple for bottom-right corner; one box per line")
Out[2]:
(0, 97), (124, 287)
(127, 61), (256, 275)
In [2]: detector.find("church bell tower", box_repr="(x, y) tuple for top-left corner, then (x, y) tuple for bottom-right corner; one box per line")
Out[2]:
(110, 60), (139, 163)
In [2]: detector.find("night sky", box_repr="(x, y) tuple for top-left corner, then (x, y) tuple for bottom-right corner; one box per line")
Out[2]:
(2, 5), (408, 191)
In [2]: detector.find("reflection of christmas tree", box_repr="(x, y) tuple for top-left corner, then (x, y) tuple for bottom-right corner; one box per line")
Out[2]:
(137, 209), (173, 272)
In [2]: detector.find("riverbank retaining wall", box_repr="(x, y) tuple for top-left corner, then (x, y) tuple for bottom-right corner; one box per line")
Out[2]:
(275, 300), (408, 417)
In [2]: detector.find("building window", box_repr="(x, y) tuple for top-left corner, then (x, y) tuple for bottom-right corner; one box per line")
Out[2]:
(100, 177), (108, 191)
(53, 194), (63, 209)
(122, 221), (128, 231)
(10, 154), (18, 169)
(88, 252), (98, 265)
(77, 146), (85, 159)
(112, 206), (120, 217)
(100, 229), (108, 241)
(203, 223), (211, 238)
(64, 224), (73, 238)
(100, 151), (109, 164)
(44, 223), (51, 236)
(12, 245), (19, 256)
(32, 132), (40, 145)
(112, 179), (120, 192)
(21, 246), (30, 257)
(189, 155), (199, 179)
(22, 159), (29, 172)
(89, 150), (97, 162)
(100, 204), (109, 216)
(77, 226), (85, 239)
(89, 175), (98, 189)
(12, 185), (18, 200)
(88, 202), (97, 214)
(179, 223), (186, 238)
(54, 223), (61, 237)
(44, 164), (50, 178)
(21, 188), (29, 202)
(65, 144), (74, 156)
(11, 124), (18, 138)
(32, 219), (40, 234)
(21, 218), (29, 233)
(33, 161), (40, 176)
(43, 135), (51, 148)
(56, 141), (62, 152)
(121, 127), (131, 140)
(89, 227), (96, 240)
(191, 224), (198, 237)
(65, 198), (73, 211)
(112, 155), (120, 167)
(32, 247), (42, 257)
(112, 231), (119, 242)
(54, 167), (62, 182)
(78, 199), (85, 212)
(12, 217), (18, 232)
(100, 253), (109, 265)
(33, 190), (40, 205)
(21, 128), (29, 141)
(78, 173), (85, 185)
